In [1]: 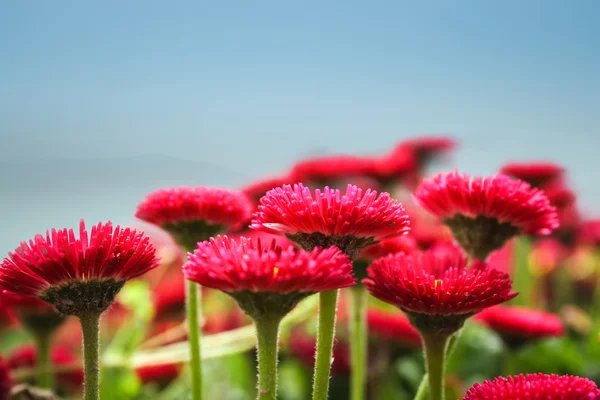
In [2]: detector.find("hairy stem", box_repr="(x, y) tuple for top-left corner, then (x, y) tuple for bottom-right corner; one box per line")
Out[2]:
(80, 312), (101, 400)
(255, 317), (282, 400)
(312, 289), (339, 400)
(421, 333), (450, 400)
(349, 287), (368, 400)
(186, 279), (203, 399)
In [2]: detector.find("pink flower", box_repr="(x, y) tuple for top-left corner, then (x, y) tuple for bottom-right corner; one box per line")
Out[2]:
(251, 183), (410, 257)
(500, 162), (565, 187)
(463, 374), (600, 400)
(414, 171), (559, 259)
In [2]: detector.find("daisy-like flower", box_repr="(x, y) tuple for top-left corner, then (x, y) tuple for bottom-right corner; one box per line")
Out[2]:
(288, 155), (377, 186)
(367, 309), (421, 347)
(463, 373), (600, 400)
(398, 136), (456, 167)
(0, 220), (160, 317)
(0, 356), (12, 400)
(476, 306), (565, 348)
(8, 344), (84, 392)
(251, 183), (410, 258)
(135, 187), (253, 251)
(579, 220), (600, 247)
(0, 292), (65, 339)
(242, 176), (295, 205)
(500, 162), (565, 188)
(358, 236), (417, 261)
(414, 171), (559, 259)
(184, 236), (355, 319)
(363, 246), (517, 334)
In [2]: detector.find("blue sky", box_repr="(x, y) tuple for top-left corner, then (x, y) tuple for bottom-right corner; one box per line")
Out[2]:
(0, 1), (599, 249)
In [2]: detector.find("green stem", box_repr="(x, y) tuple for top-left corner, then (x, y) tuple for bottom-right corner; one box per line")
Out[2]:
(255, 317), (282, 400)
(511, 237), (533, 307)
(349, 287), (368, 400)
(34, 330), (54, 390)
(503, 348), (518, 376)
(420, 333), (450, 400)
(186, 279), (203, 400)
(80, 312), (101, 400)
(413, 373), (429, 400)
(312, 289), (340, 400)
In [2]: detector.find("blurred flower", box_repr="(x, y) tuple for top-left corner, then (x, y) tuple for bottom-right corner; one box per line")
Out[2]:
(251, 183), (410, 257)
(414, 171), (559, 259)
(476, 306), (565, 347)
(463, 373), (600, 400)
(0, 293), (64, 334)
(357, 235), (417, 262)
(399, 136), (456, 166)
(544, 181), (576, 209)
(530, 238), (567, 276)
(7, 344), (83, 391)
(287, 329), (350, 376)
(136, 187), (253, 250)
(372, 147), (417, 186)
(183, 236), (355, 319)
(579, 219), (600, 247)
(364, 246), (517, 334)
(136, 363), (181, 387)
(152, 274), (186, 321)
(366, 309), (421, 347)
(0, 356), (11, 400)
(0, 220), (160, 317)
(500, 162), (565, 188)
(288, 155), (377, 185)
(242, 176), (295, 205)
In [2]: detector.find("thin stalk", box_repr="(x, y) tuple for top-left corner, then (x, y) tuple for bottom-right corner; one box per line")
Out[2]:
(186, 279), (203, 399)
(349, 287), (368, 400)
(34, 330), (54, 390)
(420, 333), (450, 400)
(413, 373), (429, 400)
(312, 289), (339, 400)
(80, 312), (101, 400)
(255, 317), (282, 400)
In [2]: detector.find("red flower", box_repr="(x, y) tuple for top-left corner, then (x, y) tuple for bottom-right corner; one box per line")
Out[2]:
(463, 374), (600, 400)
(399, 136), (456, 165)
(183, 236), (355, 295)
(358, 236), (417, 262)
(136, 187), (253, 232)
(0, 292), (64, 333)
(251, 183), (410, 256)
(8, 345), (83, 391)
(363, 246), (517, 333)
(500, 162), (565, 187)
(580, 220), (600, 247)
(0, 356), (11, 400)
(373, 148), (417, 185)
(153, 274), (186, 320)
(476, 306), (565, 345)
(242, 176), (296, 204)
(0, 221), (160, 298)
(136, 363), (181, 386)
(367, 309), (421, 347)
(288, 155), (377, 184)
(287, 329), (350, 376)
(544, 181), (576, 208)
(414, 171), (559, 259)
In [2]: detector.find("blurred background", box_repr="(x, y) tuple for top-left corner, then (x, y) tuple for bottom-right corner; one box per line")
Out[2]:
(1, 0), (599, 253)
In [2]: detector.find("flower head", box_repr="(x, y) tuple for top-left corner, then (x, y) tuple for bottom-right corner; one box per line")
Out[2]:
(373, 147), (417, 185)
(399, 136), (456, 166)
(0, 356), (11, 400)
(476, 306), (565, 347)
(463, 374), (600, 400)
(580, 220), (600, 247)
(363, 246), (517, 334)
(8, 345), (83, 391)
(136, 363), (181, 386)
(358, 236), (417, 262)
(251, 183), (410, 257)
(136, 187), (253, 250)
(414, 171), (559, 259)
(242, 176), (295, 204)
(500, 162), (565, 187)
(289, 155), (377, 185)
(1, 292), (64, 333)
(183, 236), (355, 319)
(0, 220), (160, 317)
(367, 309), (421, 347)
